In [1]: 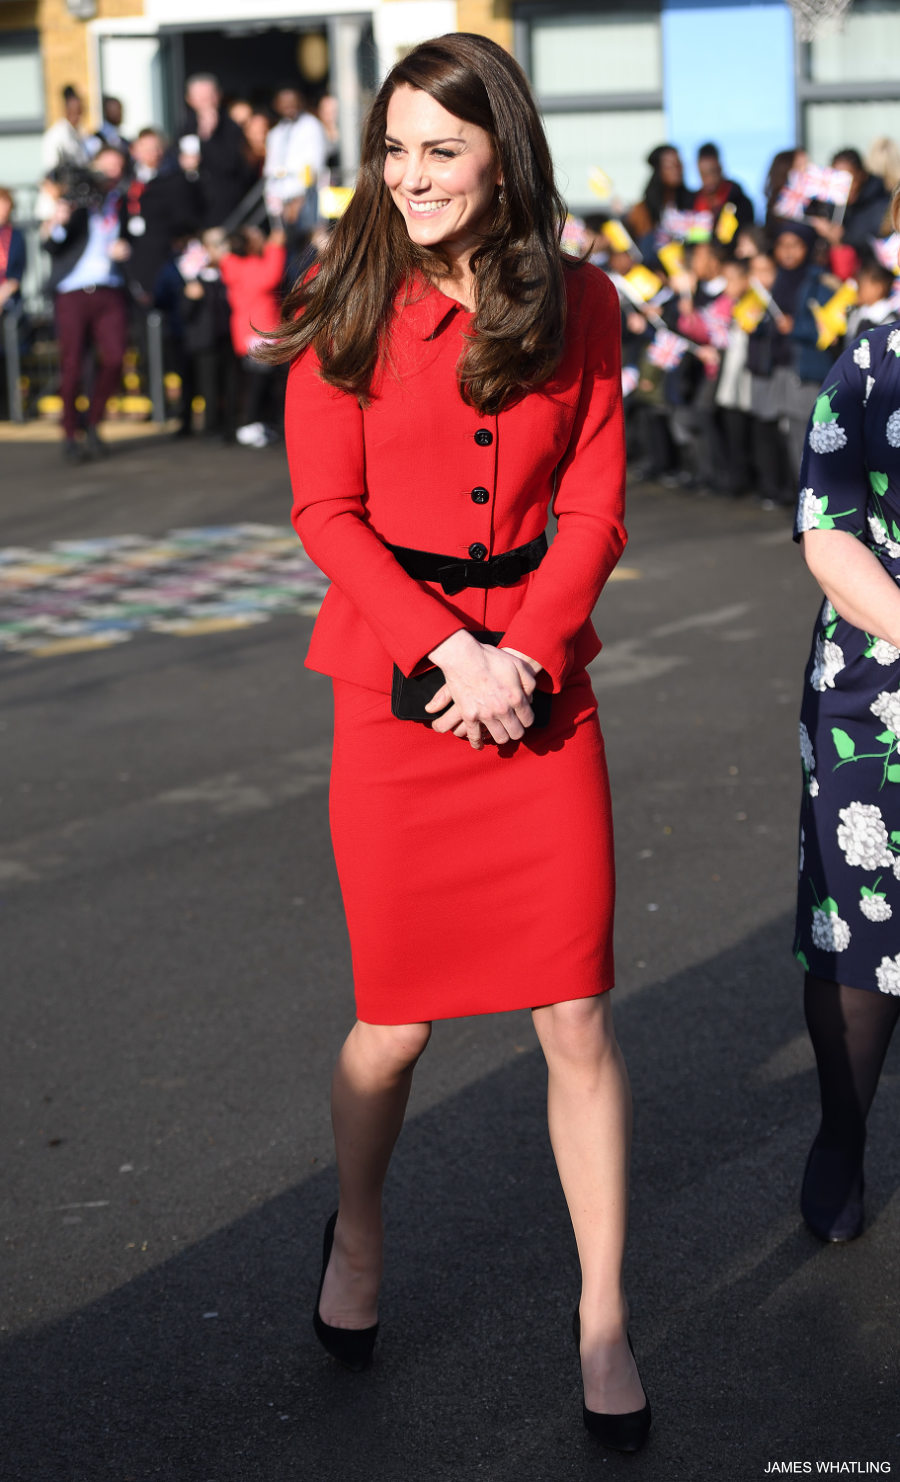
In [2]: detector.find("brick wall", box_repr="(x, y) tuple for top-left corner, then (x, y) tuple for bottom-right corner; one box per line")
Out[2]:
(0, 0), (144, 129)
(455, 0), (513, 51)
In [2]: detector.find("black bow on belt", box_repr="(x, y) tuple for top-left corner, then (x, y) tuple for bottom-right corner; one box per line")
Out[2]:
(389, 533), (548, 597)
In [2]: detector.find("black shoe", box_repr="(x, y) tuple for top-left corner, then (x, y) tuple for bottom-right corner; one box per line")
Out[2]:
(62, 438), (86, 465)
(573, 1307), (651, 1453)
(801, 1138), (865, 1243)
(85, 425), (109, 459)
(312, 1211), (379, 1371)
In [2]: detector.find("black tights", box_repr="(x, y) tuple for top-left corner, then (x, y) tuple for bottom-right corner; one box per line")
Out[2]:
(804, 973), (900, 1166)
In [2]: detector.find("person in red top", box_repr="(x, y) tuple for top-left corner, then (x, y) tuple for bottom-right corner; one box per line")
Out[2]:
(265, 34), (649, 1452)
(219, 224), (286, 445)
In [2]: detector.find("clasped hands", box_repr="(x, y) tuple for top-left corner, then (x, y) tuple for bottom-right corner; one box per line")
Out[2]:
(424, 629), (542, 751)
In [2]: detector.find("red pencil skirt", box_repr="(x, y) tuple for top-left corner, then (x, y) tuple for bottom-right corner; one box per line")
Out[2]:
(329, 669), (616, 1024)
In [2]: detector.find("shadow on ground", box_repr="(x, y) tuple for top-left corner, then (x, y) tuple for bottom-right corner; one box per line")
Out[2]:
(3, 913), (899, 1482)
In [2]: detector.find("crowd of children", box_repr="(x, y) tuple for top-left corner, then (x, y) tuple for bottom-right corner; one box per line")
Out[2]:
(581, 141), (900, 507)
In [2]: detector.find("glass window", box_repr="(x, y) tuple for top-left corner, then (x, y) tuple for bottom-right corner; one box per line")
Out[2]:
(0, 36), (44, 125)
(805, 98), (900, 170)
(543, 109), (667, 212)
(0, 134), (43, 189)
(531, 13), (661, 97)
(810, 2), (900, 85)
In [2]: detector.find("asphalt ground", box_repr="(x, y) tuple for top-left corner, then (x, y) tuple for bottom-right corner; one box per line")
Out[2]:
(2, 433), (898, 1482)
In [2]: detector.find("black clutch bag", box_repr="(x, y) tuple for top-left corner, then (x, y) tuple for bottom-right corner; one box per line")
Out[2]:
(391, 630), (551, 730)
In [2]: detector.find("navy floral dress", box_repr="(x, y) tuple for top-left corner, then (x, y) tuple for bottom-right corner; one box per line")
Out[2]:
(794, 323), (900, 996)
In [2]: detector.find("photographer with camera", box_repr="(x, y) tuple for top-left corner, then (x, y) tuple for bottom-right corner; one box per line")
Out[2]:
(42, 145), (131, 464)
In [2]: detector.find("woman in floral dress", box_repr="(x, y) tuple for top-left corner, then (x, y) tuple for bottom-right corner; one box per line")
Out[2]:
(794, 197), (900, 1241)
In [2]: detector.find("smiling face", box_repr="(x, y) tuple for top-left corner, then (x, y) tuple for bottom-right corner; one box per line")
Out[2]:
(383, 84), (501, 265)
(774, 231), (808, 271)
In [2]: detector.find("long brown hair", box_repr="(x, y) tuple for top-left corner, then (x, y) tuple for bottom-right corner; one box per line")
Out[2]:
(261, 32), (569, 414)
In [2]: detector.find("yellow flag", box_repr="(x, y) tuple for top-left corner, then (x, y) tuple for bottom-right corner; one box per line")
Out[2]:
(319, 185), (354, 220)
(624, 265), (663, 302)
(602, 219), (634, 254)
(657, 242), (685, 278)
(733, 287), (767, 333)
(589, 167), (613, 202)
(811, 280), (858, 350)
(715, 202), (739, 244)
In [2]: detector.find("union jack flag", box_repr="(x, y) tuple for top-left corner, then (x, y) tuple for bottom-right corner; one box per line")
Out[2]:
(871, 234), (900, 273)
(658, 207), (714, 243)
(647, 329), (689, 369)
(775, 171), (808, 221)
(700, 302), (732, 350)
(809, 165), (853, 207)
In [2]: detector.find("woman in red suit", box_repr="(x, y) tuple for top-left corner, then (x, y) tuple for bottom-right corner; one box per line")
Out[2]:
(267, 33), (649, 1452)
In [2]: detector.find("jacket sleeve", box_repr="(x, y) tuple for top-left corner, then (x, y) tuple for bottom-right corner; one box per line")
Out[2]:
(6, 229), (25, 284)
(501, 270), (627, 691)
(260, 241), (287, 288)
(43, 208), (88, 257)
(285, 348), (469, 675)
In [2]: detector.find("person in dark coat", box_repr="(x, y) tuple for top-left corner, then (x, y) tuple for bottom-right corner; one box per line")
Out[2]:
(0, 186), (27, 416)
(0, 186), (25, 315)
(122, 129), (202, 306)
(808, 147), (892, 260)
(694, 141), (754, 231)
(181, 74), (256, 229)
(41, 145), (130, 462)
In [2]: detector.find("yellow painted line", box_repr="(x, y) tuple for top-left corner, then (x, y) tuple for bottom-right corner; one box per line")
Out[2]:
(0, 419), (181, 444)
(149, 615), (270, 635)
(608, 566), (641, 582)
(28, 633), (132, 657)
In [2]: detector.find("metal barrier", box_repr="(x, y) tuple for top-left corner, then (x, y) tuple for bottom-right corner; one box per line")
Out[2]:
(3, 311), (24, 423)
(145, 310), (166, 424)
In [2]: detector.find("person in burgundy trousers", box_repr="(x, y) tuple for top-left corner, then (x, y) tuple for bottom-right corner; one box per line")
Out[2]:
(42, 145), (131, 462)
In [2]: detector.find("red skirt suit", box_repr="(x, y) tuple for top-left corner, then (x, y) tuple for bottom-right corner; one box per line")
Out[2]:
(284, 263), (626, 1024)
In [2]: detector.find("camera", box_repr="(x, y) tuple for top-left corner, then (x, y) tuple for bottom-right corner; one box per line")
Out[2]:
(49, 163), (110, 214)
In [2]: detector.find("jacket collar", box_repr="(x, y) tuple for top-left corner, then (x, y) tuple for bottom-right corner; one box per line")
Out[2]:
(393, 273), (470, 339)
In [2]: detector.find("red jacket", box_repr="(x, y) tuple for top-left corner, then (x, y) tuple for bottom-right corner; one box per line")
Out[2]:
(284, 262), (626, 694)
(219, 240), (286, 356)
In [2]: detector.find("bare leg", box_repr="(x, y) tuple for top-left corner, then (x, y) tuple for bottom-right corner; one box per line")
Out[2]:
(532, 994), (645, 1414)
(318, 1018), (432, 1329)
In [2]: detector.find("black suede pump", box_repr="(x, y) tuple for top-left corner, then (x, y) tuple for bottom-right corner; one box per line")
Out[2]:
(312, 1210), (379, 1372)
(572, 1307), (651, 1453)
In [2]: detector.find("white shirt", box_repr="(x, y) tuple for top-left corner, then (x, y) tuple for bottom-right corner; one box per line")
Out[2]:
(264, 113), (327, 203)
(42, 119), (91, 173)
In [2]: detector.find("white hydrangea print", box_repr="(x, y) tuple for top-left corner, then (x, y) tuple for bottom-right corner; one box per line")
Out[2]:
(887, 409), (900, 449)
(866, 514), (900, 558)
(811, 908), (851, 952)
(836, 801), (893, 870)
(797, 487), (826, 531)
(875, 954), (900, 994)
(822, 598), (838, 625)
(810, 635), (845, 690)
(870, 689), (900, 736)
(799, 722), (815, 770)
(853, 338), (870, 368)
(809, 776), (820, 797)
(894, 856), (900, 882)
(887, 328), (900, 357)
(865, 375), (876, 405)
(870, 638), (900, 665)
(809, 422), (848, 454)
(860, 895), (892, 922)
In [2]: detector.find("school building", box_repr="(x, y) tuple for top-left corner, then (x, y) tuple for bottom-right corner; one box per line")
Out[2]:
(2, 0), (900, 212)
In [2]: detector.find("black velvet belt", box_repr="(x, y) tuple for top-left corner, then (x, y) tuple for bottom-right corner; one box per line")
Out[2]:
(388, 533), (547, 597)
